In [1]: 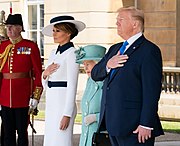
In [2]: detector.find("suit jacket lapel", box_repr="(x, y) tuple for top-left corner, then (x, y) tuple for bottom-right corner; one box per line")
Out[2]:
(108, 35), (145, 83)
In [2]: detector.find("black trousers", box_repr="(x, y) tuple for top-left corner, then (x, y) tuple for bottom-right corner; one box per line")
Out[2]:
(1, 106), (29, 146)
(1, 123), (4, 146)
(0, 110), (4, 146)
(100, 114), (155, 146)
(109, 134), (155, 146)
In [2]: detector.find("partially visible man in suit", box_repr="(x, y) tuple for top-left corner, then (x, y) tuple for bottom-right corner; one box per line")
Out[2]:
(91, 6), (164, 146)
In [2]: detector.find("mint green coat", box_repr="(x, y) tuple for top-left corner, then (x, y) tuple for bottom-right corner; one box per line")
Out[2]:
(79, 77), (103, 146)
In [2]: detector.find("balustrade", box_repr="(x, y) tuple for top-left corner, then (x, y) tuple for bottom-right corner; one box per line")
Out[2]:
(162, 67), (180, 93)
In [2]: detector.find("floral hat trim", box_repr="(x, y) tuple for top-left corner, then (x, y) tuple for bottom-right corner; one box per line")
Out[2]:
(74, 47), (86, 61)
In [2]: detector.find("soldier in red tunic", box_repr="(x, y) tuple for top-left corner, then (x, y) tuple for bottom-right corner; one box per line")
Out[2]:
(0, 14), (43, 146)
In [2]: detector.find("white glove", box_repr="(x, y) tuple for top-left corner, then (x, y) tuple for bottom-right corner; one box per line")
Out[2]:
(84, 114), (96, 126)
(29, 98), (38, 110)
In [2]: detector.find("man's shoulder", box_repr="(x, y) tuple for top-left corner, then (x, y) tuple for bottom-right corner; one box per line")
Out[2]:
(0, 39), (10, 46)
(142, 38), (160, 52)
(22, 39), (37, 44)
(21, 39), (39, 48)
(111, 42), (122, 48)
(107, 43), (121, 53)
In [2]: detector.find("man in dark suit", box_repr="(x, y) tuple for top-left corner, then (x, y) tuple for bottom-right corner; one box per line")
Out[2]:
(91, 6), (164, 146)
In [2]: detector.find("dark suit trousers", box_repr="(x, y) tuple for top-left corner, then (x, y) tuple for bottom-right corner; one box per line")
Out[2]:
(0, 111), (4, 146)
(109, 134), (155, 146)
(1, 106), (29, 146)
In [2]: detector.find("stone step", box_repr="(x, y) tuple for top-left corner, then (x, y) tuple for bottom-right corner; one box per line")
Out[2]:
(158, 93), (180, 121)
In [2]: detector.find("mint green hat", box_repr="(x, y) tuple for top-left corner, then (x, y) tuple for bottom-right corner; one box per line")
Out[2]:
(75, 45), (106, 64)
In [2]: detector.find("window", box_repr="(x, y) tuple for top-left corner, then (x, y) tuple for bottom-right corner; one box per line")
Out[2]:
(26, 0), (44, 56)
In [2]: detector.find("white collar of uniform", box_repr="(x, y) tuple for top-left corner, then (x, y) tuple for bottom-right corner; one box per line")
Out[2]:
(125, 32), (143, 51)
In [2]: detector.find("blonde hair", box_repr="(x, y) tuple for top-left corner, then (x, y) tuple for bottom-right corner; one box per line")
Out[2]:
(117, 6), (144, 32)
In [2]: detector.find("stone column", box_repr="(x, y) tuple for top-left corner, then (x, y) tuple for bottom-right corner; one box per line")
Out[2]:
(137, 0), (177, 66)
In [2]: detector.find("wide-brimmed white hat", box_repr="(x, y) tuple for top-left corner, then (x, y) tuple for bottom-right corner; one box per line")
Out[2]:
(42, 15), (86, 37)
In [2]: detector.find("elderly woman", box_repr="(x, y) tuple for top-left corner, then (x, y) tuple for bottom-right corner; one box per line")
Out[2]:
(75, 45), (106, 146)
(42, 15), (85, 146)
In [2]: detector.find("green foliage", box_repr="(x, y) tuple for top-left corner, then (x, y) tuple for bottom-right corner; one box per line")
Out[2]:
(75, 114), (82, 124)
(161, 121), (180, 133)
(34, 111), (45, 120)
(33, 112), (180, 134)
(34, 111), (82, 124)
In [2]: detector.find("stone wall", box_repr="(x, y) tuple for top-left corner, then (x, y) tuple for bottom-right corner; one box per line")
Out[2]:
(159, 92), (180, 121)
(0, 0), (179, 66)
(137, 0), (177, 66)
(43, 0), (132, 62)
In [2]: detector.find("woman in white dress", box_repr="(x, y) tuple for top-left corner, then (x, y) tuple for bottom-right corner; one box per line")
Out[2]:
(41, 15), (85, 146)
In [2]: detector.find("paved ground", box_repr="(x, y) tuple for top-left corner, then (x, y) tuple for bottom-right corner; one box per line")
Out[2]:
(25, 89), (180, 146)
(1, 90), (180, 146)
(0, 120), (179, 146)
(27, 120), (80, 146)
(26, 120), (180, 146)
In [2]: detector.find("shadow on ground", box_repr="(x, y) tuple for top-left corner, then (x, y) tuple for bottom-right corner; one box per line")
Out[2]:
(28, 134), (80, 146)
(27, 132), (180, 146)
(156, 132), (180, 142)
(0, 132), (179, 146)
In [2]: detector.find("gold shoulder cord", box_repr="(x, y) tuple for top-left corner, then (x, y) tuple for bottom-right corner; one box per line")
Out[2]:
(0, 44), (13, 72)
(0, 36), (23, 72)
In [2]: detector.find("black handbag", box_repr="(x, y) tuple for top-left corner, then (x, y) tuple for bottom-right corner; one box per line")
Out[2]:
(92, 131), (111, 146)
